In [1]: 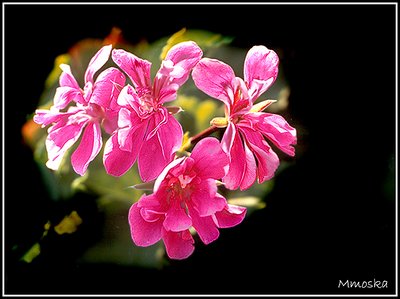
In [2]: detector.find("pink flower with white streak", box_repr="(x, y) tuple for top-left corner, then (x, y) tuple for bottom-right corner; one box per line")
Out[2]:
(103, 41), (203, 182)
(129, 137), (246, 260)
(34, 45), (125, 175)
(192, 46), (297, 190)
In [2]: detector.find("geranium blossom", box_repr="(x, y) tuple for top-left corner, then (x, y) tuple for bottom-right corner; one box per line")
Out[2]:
(129, 137), (246, 260)
(34, 44), (125, 175)
(103, 41), (203, 182)
(192, 46), (297, 190)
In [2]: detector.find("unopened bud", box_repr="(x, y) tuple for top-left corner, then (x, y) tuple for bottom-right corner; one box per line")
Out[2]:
(210, 117), (228, 128)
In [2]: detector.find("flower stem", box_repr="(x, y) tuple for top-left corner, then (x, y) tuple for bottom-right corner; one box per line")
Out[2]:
(189, 125), (221, 146)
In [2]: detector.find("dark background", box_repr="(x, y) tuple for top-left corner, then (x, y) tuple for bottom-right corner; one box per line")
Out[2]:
(4, 3), (396, 295)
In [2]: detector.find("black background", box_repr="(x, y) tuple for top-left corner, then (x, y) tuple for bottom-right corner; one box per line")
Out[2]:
(4, 3), (396, 295)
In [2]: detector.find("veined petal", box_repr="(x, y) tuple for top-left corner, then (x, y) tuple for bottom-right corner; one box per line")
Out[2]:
(162, 229), (194, 260)
(244, 46), (279, 101)
(222, 125), (257, 190)
(190, 137), (229, 180)
(189, 179), (226, 217)
(213, 201), (247, 228)
(90, 67), (125, 109)
(34, 107), (75, 127)
(112, 49), (152, 90)
(45, 117), (88, 171)
(191, 213), (220, 245)
(84, 44), (112, 84)
(117, 108), (147, 153)
(129, 202), (163, 247)
(163, 200), (192, 232)
(71, 122), (102, 176)
(103, 133), (136, 176)
(239, 126), (280, 183)
(163, 41), (203, 86)
(249, 113), (297, 156)
(59, 64), (81, 90)
(192, 58), (235, 109)
(138, 113), (182, 182)
(53, 86), (85, 110)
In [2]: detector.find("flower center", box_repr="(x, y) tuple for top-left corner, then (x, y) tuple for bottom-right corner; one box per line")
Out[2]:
(136, 87), (159, 115)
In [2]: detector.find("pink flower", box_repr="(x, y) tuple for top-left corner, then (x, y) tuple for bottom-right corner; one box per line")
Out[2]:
(192, 46), (297, 190)
(128, 137), (247, 260)
(103, 41), (203, 182)
(34, 45), (126, 175)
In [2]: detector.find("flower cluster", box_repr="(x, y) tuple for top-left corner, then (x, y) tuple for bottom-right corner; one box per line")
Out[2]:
(34, 40), (297, 260)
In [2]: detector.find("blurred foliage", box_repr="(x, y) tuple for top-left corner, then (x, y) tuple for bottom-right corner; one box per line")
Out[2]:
(21, 27), (293, 268)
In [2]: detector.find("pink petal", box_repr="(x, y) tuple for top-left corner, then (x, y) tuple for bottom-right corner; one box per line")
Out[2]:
(117, 108), (147, 153)
(162, 229), (194, 260)
(112, 49), (152, 90)
(189, 180), (226, 217)
(34, 108), (76, 127)
(163, 199), (192, 232)
(102, 109), (118, 135)
(59, 64), (81, 90)
(138, 112), (182, 182)
(90, 67), (125, 109)
(191, 214), (220, 245)
(45, 116), (87, 171)
(249, 113), (297, 156)
(213, 201), (247, 228)
(71, 122), (102, 176)
(103, 133), (136, 176)
(222, 124), (257, 190)
(239, 126), (280, 183)
(129, 202), (163, 247)
(244, 46), (279, 101)
(84, 44), (112, 84)
(190, 137), (229, 180)
(53, 86), (85, 110)
(192, 58), (235, 109)
(163, 41), (203, 86)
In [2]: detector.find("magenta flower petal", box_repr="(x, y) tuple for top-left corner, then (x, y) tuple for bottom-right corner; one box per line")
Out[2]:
(34, 108), (76, 127)
(164, 41), (203, 86)
(71, 122), (102, 176)
(112, 49), (152, 90)
(53, 86), (85, 110)
(239, 126), (280, 184)
(45, 116), (87, 171)
(162, 229), (194, 260)
(59, 64), (81, 90)
(222, 124), (257, 190)
(164, 200), (192, 232)
(190, 213), (220, 245)
(249, 113), (297, 156)
(103, 133), (137, 176)
(190, 137), (229, 180)
(192, 58), (236, 109)
(138, 112), (182, 182)
(244, 46), (279, 101)
(129, 202), (163, 247)
(90, 67), (125, 109)
(117, 108), (147, 152)
(190, 180), (226, 217)
(213, 201), (247, 228)
(84, 44), (112, 84)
